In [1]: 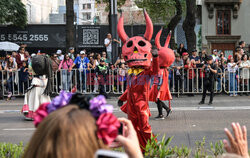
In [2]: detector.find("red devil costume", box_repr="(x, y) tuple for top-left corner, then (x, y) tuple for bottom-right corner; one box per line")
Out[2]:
(117, 10), (159, 149)
(149, 29), (175, 119)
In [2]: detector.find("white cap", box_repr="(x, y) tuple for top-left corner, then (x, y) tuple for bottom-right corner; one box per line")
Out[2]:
(31, 53), (36, 57)
(80, 51), (86, 55)
(56, 50), (62, 54)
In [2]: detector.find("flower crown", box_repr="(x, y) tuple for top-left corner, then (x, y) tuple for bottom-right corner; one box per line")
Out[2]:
(33, 91), (120, 145)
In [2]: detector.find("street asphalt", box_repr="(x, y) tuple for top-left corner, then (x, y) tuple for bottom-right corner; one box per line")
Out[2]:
(0, 94), (249, 148)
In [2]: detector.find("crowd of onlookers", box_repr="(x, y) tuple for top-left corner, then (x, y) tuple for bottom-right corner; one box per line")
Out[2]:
(0, 41), (249, 99)
(0, 45), (128, 100)
(170, 41), (250, 97)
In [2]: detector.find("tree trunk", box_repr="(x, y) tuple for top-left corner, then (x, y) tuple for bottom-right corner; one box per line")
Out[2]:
(166, 0), (182, 49)
(66, 0), (75, 51)
(182, 0), (196, 54)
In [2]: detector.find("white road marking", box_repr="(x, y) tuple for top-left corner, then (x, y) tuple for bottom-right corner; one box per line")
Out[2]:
(0, 110), (20, 114)
(3, 128), (35, 131)
(1, 106), (250, 115)
(113, 106), (250, 112)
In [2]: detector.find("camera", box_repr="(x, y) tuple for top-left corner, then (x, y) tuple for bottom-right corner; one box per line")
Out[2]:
(204, 64), (210, 72)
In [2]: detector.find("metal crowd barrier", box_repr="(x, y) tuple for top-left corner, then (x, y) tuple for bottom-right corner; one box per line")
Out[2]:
(223, 67), (250, 94)
(168, 67), (223, 96)
(0, 67), (249, 97)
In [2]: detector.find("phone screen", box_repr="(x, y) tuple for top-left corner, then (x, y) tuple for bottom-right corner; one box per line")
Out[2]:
(95, 150), (128, 158)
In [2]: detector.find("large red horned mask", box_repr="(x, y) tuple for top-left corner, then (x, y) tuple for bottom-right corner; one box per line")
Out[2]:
(155, 29), (175, 67)
(117, 9), (153, 68)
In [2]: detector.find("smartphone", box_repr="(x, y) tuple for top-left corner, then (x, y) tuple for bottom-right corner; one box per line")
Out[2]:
(95, 149), (128, 158)
(118, 123), (123, 135)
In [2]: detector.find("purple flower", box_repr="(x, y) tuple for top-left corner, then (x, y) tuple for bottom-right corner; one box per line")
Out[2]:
(47, 91), (72, 113)
(89, 95), (113, 118)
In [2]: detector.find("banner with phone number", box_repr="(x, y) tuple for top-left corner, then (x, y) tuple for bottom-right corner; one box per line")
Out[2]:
(0, 25), (164, 48)
(0, 25), (66, 48)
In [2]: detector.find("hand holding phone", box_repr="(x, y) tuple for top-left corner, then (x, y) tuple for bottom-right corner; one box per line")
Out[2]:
(115, 118), (143, 158)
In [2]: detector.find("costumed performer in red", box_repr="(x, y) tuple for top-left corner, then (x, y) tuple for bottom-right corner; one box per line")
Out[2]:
(117, 9), (159, 149)
(149, 29), (175, 119)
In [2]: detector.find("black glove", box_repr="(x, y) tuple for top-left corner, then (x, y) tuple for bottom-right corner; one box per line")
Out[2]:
(151, 47), (158, 57)
(118, 99), (123, 107)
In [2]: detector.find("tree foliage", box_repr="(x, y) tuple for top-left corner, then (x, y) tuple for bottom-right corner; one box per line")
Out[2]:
(135, 0), (176, 25)
(0, 0), (27, 27)
(135, 0), (185, 49)
(135, 0), (185, 26)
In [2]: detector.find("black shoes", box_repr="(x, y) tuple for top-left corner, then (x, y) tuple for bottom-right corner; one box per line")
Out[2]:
(117, 100), (123, 107)
(166, 108), (172, 117)
(199, 101), (205, 105)
(155, 115), (165, 120)
(199, 101), (212, 105)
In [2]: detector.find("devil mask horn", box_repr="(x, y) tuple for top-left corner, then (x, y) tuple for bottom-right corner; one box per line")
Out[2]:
(155, 29), (172, 49)
(117, 13), (128, 43)
(117, 9), (153, 43)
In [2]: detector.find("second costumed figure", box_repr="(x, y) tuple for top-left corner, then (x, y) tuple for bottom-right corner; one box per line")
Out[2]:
(149, 29), (175, 119)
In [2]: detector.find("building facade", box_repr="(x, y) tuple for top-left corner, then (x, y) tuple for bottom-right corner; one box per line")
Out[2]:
(202, 0), (249, 56)
(22, 0), (58, 24)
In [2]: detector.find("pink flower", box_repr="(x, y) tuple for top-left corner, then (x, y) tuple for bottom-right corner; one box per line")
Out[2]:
(96, 113), (120, 145)
(33, 103), (50, 127)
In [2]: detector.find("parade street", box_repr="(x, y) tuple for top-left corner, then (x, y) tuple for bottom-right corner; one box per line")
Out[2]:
(0, 95), (249, 148)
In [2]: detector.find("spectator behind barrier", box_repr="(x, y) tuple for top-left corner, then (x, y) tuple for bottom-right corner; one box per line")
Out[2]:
(68, 47), (75, 61)
(69, 50), (90, 93)
(102, 51), (110, 65)
(95, 53), (101, 66)
(177, 43), (187, 57)
(58, 54), (73, 92)
(172, 53), (184, 93)
(114, 53), (126, 68)
(212, 49), (219, 62)
(56, 50), (64, 61)
(4, 56), (17, 100)
(239, 54), (250, 96)
(227, 57), (239, 97)
(189, 49), (201, 67)
(199, 49), (207, 65)
(16, 47), (28, 69)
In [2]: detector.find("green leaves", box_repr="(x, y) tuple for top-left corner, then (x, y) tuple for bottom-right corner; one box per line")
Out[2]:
(135, 0), (176, 25)
(209, 140), (224, 157)
(144, 135), (226, 158)
(0, 142), (23, 158)
(0, 0), (27, 27)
